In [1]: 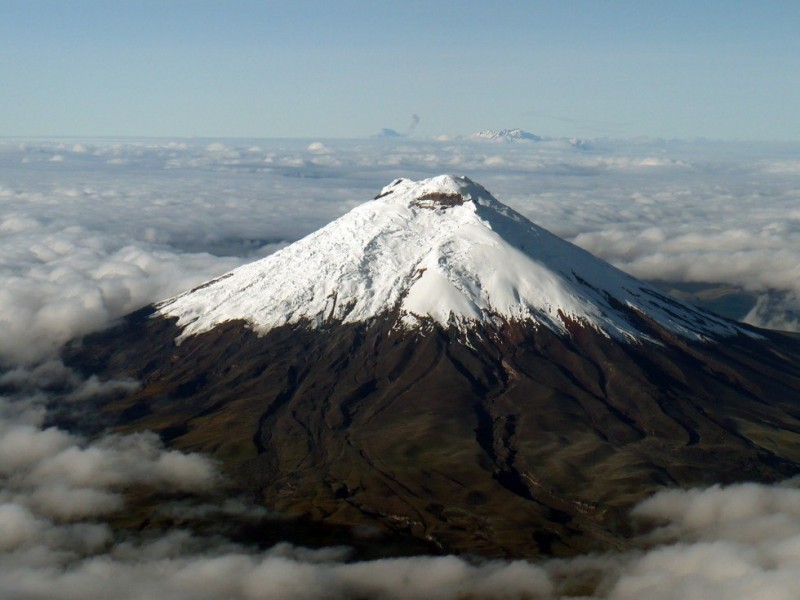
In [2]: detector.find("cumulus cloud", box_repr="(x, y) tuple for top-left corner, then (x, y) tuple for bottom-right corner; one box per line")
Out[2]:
(0, 406), (218, 522)
(744, 291), (800, 332)
(595, 481), (800, 600)
(0, 535), (554, 600)
(0, 370), (226, 597)
(0, 238), (242, 364)
(1, 445), (799, 600)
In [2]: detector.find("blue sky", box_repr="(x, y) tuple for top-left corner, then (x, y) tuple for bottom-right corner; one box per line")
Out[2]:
(3, 0), (799, 140)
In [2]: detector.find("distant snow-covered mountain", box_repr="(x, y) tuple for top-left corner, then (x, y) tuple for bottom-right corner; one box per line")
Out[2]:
(472, 129), (543, 142)
(471, 129), (591, 150)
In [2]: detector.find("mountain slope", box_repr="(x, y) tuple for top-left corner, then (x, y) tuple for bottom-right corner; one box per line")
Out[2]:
(472, 129), (543, 142)
(65, 176), (800, 558)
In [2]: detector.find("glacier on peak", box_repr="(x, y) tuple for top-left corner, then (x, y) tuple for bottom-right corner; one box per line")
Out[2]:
(156, 175), (745, 343)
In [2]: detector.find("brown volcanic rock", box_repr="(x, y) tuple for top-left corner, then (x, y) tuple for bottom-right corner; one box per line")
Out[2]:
(65, 306), (800, 558)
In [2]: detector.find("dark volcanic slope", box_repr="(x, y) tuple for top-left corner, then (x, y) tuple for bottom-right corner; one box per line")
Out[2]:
(66, 307), (800, 558)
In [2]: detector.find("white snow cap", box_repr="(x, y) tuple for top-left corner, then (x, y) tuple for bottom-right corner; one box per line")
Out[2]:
(158, 175), (744, 343)
(472, 129), (542, 142)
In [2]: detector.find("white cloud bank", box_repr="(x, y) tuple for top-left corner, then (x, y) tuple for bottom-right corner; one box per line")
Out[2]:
(0, 407), (798, 600)
(1, 137), (800, 598)
(598, 481), (800, 599)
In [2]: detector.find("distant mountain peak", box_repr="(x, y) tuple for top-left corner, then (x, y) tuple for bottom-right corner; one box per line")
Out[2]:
(157, 175), (746, 344)
(472, 129), (543, 142)
(371, 128), (403, 138)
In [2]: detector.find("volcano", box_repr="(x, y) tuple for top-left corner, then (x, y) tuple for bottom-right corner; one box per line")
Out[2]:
(67, 175), (800, 558)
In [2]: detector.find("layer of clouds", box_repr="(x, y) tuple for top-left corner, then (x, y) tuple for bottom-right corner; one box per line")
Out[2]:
(1, 396), (799, 600)
(0, 388), (218, 522)
(2, 137), (800, 598)
(0, 370), (555, 600)
(600, 481), (800, 599)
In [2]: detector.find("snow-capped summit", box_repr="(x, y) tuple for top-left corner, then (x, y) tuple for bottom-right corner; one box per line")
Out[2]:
(157, 175), (743, 343)
(472, 129), (543, 142)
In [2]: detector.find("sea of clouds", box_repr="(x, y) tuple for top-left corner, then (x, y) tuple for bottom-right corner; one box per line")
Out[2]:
(1, 136), (799, 598)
